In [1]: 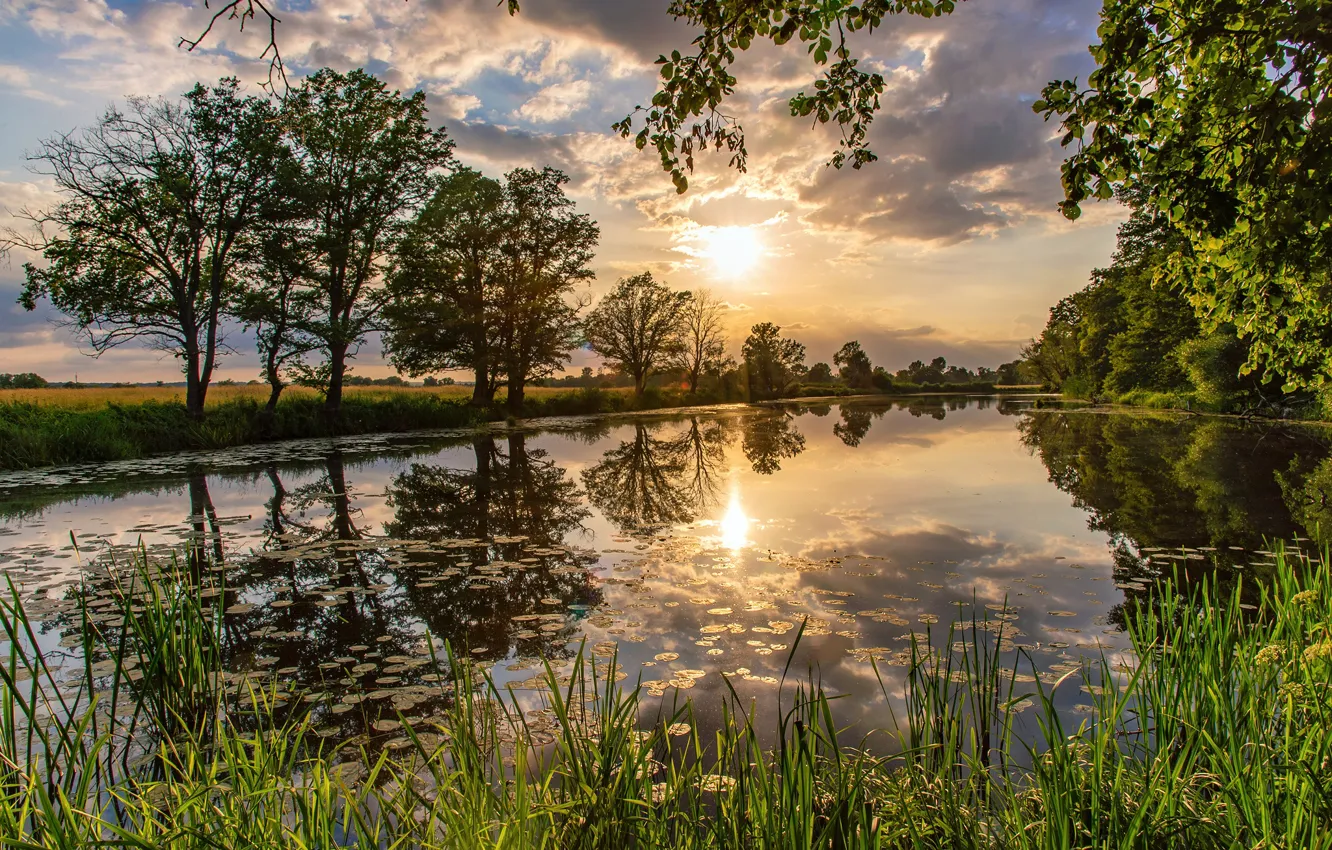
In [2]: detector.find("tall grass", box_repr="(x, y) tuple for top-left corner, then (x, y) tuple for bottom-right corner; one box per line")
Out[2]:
(1, 546), (1329, 847)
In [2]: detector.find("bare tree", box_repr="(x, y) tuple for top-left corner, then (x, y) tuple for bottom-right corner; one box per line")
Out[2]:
(7, 79), (284, 418)
(676, 288), (728, 394)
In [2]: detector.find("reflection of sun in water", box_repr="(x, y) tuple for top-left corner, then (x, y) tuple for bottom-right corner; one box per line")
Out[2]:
(720, 489), (750, 551)
(701, 226), (763, 279)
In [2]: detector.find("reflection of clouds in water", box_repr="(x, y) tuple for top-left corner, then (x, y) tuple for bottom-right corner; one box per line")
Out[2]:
(5, 398), (1322, 749)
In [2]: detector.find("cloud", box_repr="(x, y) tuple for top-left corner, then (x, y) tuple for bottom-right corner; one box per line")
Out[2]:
(516, 78), (593, 122)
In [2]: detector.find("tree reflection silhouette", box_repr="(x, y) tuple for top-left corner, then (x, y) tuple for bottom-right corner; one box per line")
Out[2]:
(742, 412), (806, 474)
(582, 418), (732, 533)
(832, 406), (876, 447)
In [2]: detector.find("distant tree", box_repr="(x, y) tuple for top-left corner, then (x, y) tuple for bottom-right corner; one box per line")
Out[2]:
(493, 167), (599, 413)
(11, 78), (285, 418)
(281, 68), (454, 417)
(383, 168), (506, 407)
(833, 340), (874, 388)
(584, 272), (689, 397)
(806, 362), (834, 384)
(870, 366), (894, 391)
(675, 288), (729, 394)
(995, 360), (1024, 385)
(0, 373), (48, 389)
(742, 322), (806, 400)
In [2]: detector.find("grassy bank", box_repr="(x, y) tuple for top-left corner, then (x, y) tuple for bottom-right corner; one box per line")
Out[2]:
(2, 547), (1329, 848)
(0, 384), (1037, 471)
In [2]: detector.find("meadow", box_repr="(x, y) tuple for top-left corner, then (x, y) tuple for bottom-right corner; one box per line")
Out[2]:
(2, 546), (1328, 848)
(0, 382), (626, 411)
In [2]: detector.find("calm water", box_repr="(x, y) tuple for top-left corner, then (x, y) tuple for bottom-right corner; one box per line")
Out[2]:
(2, 397), (1329, 747)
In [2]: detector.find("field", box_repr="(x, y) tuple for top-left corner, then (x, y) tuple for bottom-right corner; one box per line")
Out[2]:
(0, 382), (629, 410)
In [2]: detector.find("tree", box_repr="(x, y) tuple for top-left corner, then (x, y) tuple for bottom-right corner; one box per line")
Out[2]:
(833, 340), (874, 388)
(806, 362), (834, 384)
(1037, 0), (1332, 394)
(0, 373), (48, 389)
(675, 288), (729, 394)
(742, 322), (806, 400)
(584, 272), (689, 397)
(493, 167), (599, 413)
(281, 68), (454, 416)
(187, 1), (965, 192)
(11, 78), (284, 418)
(383, 168), (506, 406)
(232, 178), (319, 419)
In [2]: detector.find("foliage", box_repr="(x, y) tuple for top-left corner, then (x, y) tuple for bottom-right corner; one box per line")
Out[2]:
(742, 322), (807, 400)
(492, 167), (599, 413)
(805, 362), (834, 384)
(610, 0), (965, 192)
(383, 168), (507, 406)
(10, 78), (285, 417)
(280, 67), (455, 415)
(833, 340), (874, 388)
(0, 373), (47, 389)
(1038, 0), (1332, 393)
(584, 273), (691, 396)
(1023, 196), (1286, 410)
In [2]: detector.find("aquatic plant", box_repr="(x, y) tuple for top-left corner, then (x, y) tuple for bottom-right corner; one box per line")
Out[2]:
(0, 546), (1328, 848)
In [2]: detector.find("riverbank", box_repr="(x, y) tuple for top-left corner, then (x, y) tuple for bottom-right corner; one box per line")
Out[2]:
(0, 383), (1036, 471)
(3, 546), (1327, 848)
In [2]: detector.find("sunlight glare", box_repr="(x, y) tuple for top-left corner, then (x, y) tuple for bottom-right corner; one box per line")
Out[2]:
(720, 488), (750, 551)
(703, 226), (763, 279)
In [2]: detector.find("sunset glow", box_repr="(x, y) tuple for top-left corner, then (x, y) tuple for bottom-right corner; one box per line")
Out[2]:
(701, 226), (764, 280)
(720, 488), (751, 551)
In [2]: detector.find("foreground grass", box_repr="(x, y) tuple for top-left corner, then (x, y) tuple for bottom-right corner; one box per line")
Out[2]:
(2, 547), (1329, 848)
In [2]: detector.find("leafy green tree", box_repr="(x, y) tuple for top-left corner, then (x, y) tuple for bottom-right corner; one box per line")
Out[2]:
(834, 340), (874, 389)
(232, 177), (319, 419)
(493, 167), (599, 413)
(383, 169), (506, 406)
(742, 322), (806, 400)
(675, 288), (729, 394)
(1038, 0), (1332, 394)
(281, 68), (454, 416)
(12, 79), (284, 418)
(584, 272), (690, 397)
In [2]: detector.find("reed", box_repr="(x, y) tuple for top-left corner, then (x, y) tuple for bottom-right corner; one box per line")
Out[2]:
(0, 546), (1328, 848)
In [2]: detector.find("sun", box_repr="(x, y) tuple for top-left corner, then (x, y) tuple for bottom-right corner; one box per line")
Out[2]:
(701, 226), (764, 279)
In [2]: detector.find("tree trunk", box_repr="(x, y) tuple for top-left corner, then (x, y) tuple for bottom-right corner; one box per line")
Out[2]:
(184, 344), (206, 420)
(688, 369), (701, 394)
(472, 359), (493, 407)
(324, 344), (347, 417)
(634, 371), (648, 397)
(506, 375), (526, 415)
(265, 380), (283, 416)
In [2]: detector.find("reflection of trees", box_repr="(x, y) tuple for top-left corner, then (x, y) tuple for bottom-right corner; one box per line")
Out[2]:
(582, 418), (730, 533)
(833, 406), (876, 447)
(179, 438), (602, 747)
(1019, 411), (1331, 628)
(742, 413), (806, 474)
(1020, 413), (1317, 553)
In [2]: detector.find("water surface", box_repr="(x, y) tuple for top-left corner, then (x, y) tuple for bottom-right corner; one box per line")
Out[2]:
(3, 397), (1328, 747)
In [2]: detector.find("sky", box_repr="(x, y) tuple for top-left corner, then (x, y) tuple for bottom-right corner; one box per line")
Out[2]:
(0, 0), (1126, 382)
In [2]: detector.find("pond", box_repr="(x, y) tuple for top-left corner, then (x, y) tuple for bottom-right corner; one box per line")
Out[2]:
(2, 396), (1329, 749)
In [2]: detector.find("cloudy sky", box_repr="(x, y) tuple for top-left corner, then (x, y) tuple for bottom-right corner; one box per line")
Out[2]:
(0, 0), (1122, 382)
